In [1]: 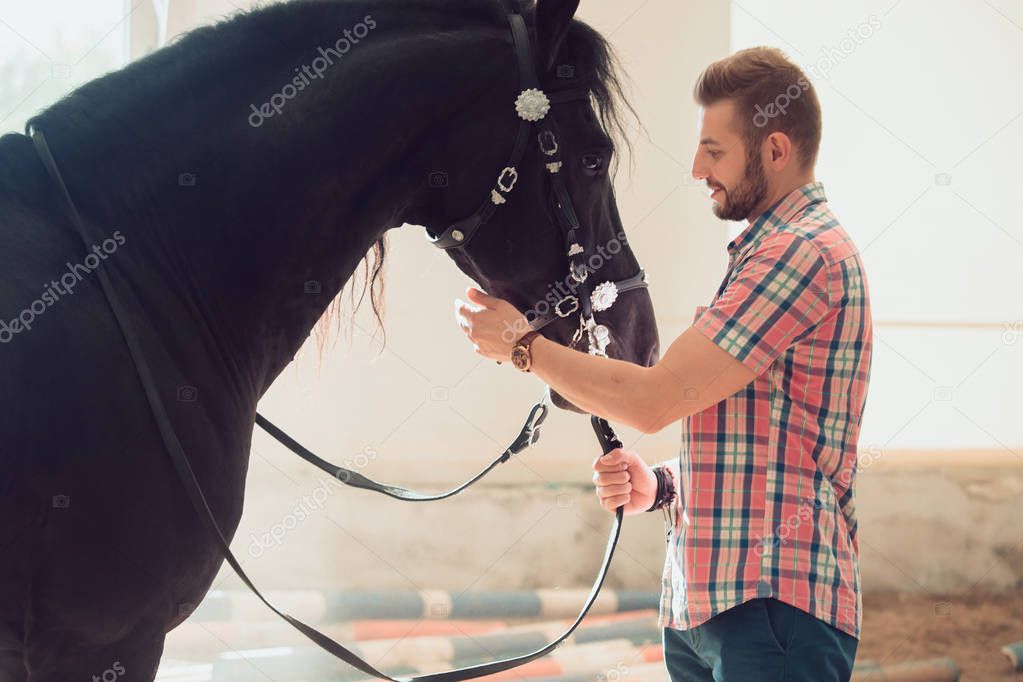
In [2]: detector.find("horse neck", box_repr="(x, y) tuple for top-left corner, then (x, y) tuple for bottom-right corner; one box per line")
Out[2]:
(35, 2), (515, 401)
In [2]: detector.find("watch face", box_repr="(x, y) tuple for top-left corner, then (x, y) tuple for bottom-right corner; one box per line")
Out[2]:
(511, 347), (529, 370)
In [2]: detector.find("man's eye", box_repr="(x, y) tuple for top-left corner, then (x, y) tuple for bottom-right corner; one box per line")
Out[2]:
(709, 151), (722, 159)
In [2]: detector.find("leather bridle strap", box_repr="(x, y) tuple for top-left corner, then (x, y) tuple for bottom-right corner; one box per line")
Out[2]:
(254, 390), (550, 502)
(529, 269), (649, 333)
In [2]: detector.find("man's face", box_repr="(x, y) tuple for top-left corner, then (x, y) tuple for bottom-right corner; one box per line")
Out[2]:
(691, 100), (768, 222)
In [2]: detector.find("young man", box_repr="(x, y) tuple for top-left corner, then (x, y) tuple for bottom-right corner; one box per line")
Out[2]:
(456, 46), (872, 681)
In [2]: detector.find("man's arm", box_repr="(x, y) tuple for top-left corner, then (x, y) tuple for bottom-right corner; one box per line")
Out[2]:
(528, 325), (757, 434)
(524, 232), (833, 432)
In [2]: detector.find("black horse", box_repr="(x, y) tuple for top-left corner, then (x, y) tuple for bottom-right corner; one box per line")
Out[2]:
(0, 0), (658, 679)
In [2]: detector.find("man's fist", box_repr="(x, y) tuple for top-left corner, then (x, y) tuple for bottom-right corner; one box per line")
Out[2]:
(592, 448), (657, 515)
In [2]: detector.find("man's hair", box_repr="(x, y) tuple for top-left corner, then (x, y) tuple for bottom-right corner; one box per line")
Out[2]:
(694, 46), (821, 170)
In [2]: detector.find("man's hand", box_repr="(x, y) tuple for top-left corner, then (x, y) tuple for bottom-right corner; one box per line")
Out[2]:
(454, 287), (531, 362)
(592, 448), (657, 515)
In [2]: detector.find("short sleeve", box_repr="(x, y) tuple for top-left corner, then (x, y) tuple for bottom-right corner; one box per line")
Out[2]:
(693, 233), (831, 375)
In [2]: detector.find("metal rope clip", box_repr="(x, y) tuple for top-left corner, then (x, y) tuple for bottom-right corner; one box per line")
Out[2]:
(506, 387), (552, 457)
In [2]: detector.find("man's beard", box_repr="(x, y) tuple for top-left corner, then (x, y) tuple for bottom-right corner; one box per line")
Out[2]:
(711, 152), (768, 222)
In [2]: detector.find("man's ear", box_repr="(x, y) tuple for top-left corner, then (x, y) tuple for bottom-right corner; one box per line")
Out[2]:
(535, 0), (581, 74)
(767, 132), (793, 169)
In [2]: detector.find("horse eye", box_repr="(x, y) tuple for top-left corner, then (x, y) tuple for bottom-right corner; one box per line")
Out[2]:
(582, 154), (604, 172)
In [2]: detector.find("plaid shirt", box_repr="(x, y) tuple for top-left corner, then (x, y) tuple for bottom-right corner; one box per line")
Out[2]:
(654, 181), (872, 639)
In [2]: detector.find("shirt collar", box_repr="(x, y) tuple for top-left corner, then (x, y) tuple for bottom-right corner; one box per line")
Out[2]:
(726, 181), (828, 260)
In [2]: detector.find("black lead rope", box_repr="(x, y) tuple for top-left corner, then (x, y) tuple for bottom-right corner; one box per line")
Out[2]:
(30, 124), (628, 682)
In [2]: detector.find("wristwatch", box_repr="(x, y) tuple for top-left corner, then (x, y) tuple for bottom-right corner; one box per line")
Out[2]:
(510, 331), (541, 372)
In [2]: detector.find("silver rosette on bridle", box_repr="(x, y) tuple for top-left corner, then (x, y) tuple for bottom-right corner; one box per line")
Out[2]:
(590, 281), (619, 312)
(515, 88), (551, 122)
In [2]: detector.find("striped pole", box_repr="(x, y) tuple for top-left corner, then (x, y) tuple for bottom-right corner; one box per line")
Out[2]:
(205, 617), (662, 682)
(187, 590), (659, 623)
(511, 662), (668, 682)
(166, 610), (658, 659)
(165, 620), (507, 658)
(364, 642), (665, 682)
(435, 641), (663, 681)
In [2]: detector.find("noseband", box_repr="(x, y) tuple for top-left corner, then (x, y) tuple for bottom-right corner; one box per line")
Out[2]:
(29, 1), (633, 680)
(426, 0), (648, 358)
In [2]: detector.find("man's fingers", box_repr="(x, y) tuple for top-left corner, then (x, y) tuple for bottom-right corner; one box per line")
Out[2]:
(593, 470), (629, 486)
(454, 300), (483, 342)
(594, 448), (627, 469)
(593, 458), (629, 473)
(593, 448), (639, 513)
(454, 299), (481, 322)
(597, 482), (632, 499)
(601, 494), (630, 512)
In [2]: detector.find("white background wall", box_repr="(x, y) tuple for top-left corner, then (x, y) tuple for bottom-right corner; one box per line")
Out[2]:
(732, 0), (1023, 455)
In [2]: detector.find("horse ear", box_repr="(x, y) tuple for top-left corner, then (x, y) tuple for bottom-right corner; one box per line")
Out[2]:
(535, 0), (581, 75)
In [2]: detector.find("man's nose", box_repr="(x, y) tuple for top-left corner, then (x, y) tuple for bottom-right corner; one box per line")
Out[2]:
(691, 162), (708, 182)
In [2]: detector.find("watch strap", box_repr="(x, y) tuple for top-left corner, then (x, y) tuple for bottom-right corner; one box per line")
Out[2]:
(516, 330), (540, 349)
(512, 331), (540, 372)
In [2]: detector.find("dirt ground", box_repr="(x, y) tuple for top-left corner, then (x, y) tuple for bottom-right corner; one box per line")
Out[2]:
(858, 591), (1023, 681)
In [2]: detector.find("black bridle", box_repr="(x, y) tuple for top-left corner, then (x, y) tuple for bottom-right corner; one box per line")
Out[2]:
(426, 0), (648, 354)
(29, 1), (637, 680)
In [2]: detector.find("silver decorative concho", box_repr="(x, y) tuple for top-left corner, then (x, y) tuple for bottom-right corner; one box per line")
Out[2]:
(581, 282), (619, 356)
(590, 281), (619, 312)
(565, 280), (624, 357)
(515, 88), (551, 122)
